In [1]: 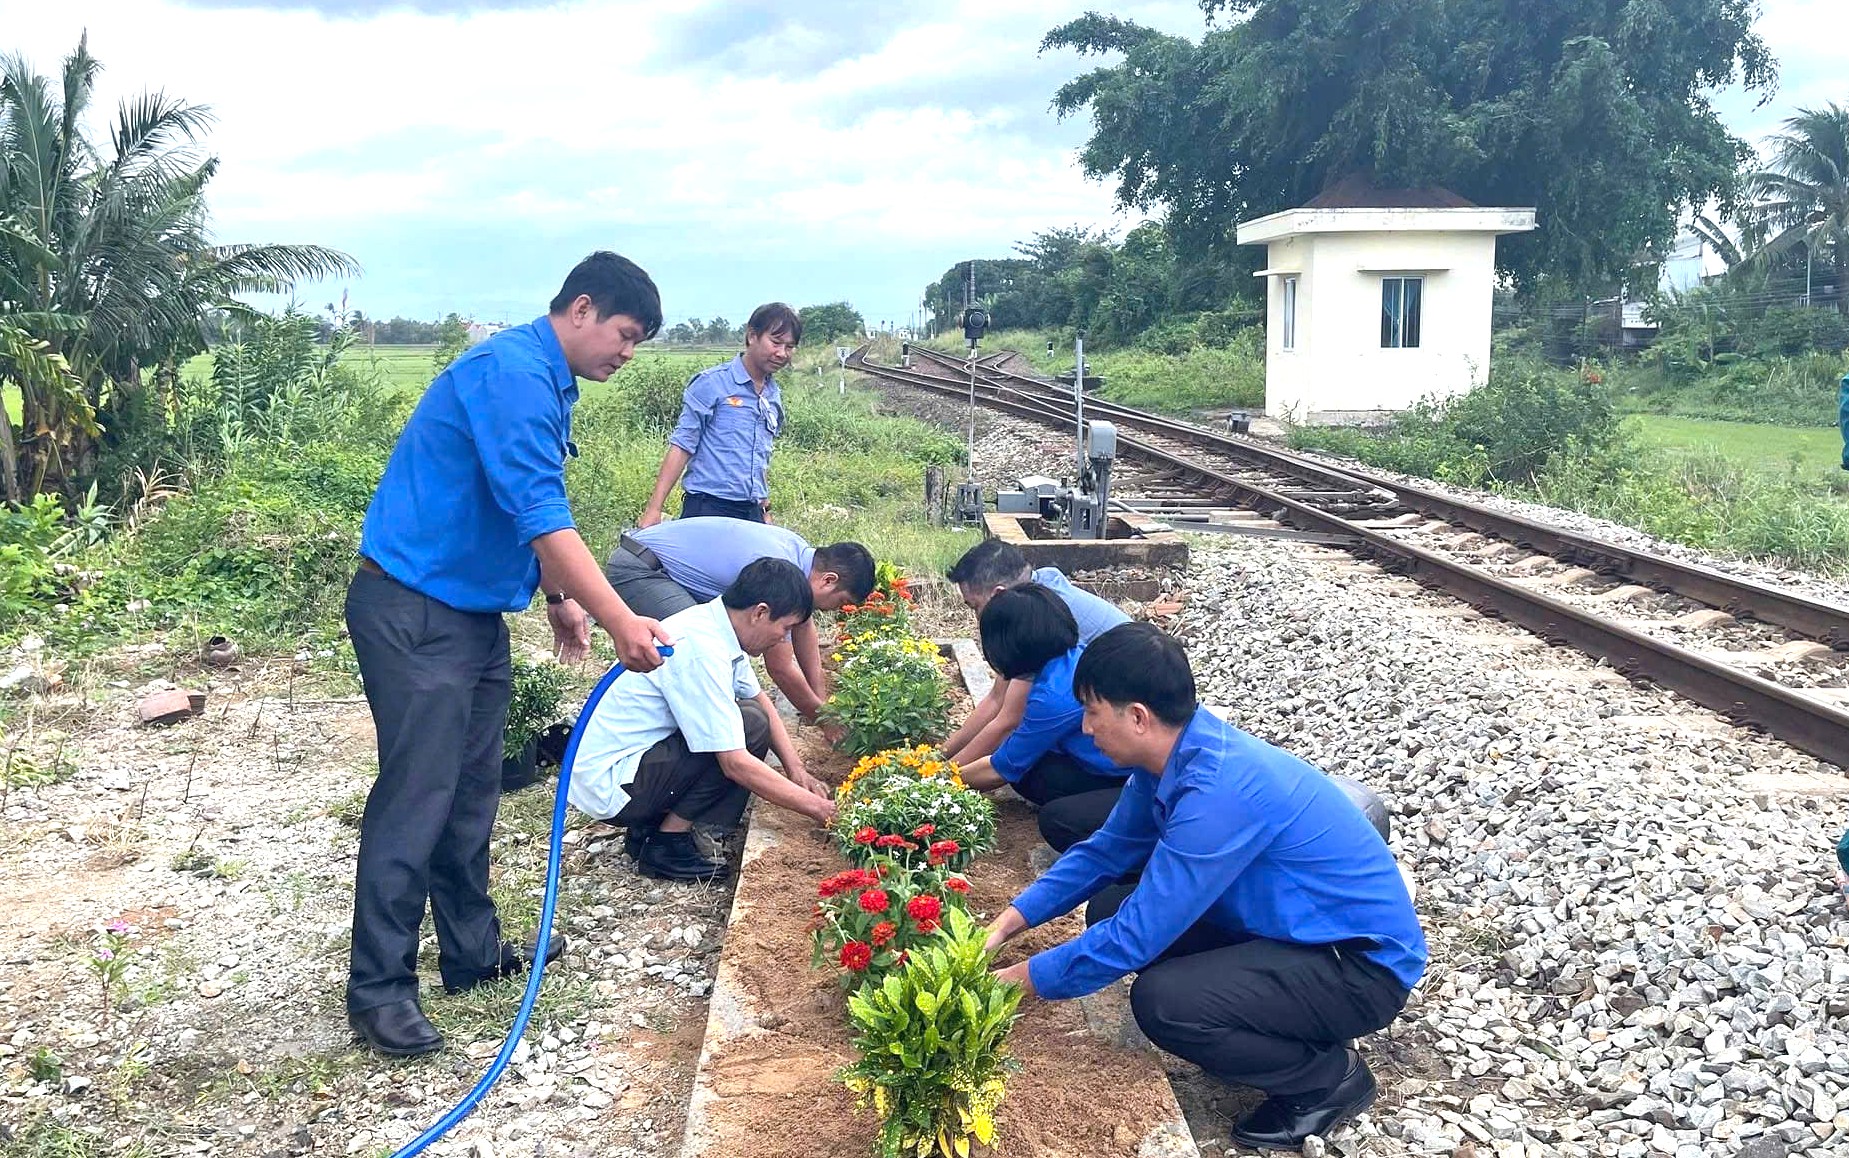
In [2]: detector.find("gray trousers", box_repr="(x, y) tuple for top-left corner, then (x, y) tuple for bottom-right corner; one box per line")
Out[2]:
(611, 698), (770, 833)
(603, 544), (699, 622)
(344, 567), (510, 1010)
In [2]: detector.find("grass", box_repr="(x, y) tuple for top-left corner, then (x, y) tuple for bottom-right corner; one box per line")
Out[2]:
(921, 328), (1264, 418)
(1630, 414), (1847, 478)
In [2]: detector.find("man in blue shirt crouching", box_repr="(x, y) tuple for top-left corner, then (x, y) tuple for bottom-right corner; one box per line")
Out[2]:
(984, 623), (1427, 1152)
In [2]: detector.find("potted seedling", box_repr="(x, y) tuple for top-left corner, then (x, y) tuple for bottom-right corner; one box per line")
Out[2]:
(503, 653), (573, 794)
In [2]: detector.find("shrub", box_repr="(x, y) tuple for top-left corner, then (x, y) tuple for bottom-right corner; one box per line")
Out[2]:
(835, 589), (915, 640)
(505, 653), (573, 755)
(833, 771), (996, 873)
(820, 639), (949, 758)
(839, 907), (1023, 1158)
(811, 853), (973, 985)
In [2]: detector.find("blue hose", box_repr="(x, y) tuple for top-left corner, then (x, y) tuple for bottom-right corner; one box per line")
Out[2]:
(390, 646), (671, 1158)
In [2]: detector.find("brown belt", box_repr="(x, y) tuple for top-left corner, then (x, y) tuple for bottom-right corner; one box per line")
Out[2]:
(618, 534), (664, 571)
(357, 555), (386, 577)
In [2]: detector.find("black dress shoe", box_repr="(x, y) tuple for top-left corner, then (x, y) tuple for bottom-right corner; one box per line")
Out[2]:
(1230, 1051), (1377, 1151)
(348, 998), (444, 1057)
(443, 934), (568, 995)
(624, 825), (651, 861)
(637, 830), (726, 882)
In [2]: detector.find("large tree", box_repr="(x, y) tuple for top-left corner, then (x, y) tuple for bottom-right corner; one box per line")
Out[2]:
(0, 37), (357, 502)
(1043, 0), (1775, 288)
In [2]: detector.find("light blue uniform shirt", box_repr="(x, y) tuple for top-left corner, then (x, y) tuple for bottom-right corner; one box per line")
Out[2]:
(1014, 709), (1428, 1000)
(670, 355), (784, 502)
(360, 316), (577, 613)
(629, 518), (816, 601)
(1033, 567), (1130, 645)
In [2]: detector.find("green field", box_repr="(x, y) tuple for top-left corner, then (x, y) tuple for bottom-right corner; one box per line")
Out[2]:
(1629, 415), (1847, 483)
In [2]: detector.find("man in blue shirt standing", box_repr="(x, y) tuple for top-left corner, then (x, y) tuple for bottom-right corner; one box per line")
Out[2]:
(604, 517), (875, 721)
(1838, 371), (1847, 472)
(955, 585), (1132, 810)
(344, 252), (673, 1058)
(984, 623), (1427, 1152)
(941, 539), (1127, 765)
(637, 303), (801, 526)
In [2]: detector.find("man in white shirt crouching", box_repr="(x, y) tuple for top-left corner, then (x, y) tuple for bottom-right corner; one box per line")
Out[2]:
(568, 558), (836, 881)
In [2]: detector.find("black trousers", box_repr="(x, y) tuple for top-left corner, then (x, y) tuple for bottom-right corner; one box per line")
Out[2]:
(1037, 785), (1125, 853)
(1013, 754), (1125, 809)
(1087, 885), (1411, 1098)
(681, 491), (765, 522)
(344, 568), (512, 1010)
(610, 698), (770, 832)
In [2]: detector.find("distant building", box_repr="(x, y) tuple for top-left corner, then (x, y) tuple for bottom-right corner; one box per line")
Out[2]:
(466, 320), (507, 345)
(1236, 176), (1538, 424)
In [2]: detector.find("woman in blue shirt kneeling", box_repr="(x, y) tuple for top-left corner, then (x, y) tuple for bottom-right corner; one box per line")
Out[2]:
(954, 585), (1133, 823)
(984, 623), (1428, 1152)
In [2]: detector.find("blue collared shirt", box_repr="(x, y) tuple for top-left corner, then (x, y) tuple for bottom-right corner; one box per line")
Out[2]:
(359, 316), (578, 613)
(1014, 709), (1428, 1000)
(629, 518), (816, 601)
(1033, 567), (1129, 646)
(670, 355), (783, 502)
(988, 646), (1134, 785)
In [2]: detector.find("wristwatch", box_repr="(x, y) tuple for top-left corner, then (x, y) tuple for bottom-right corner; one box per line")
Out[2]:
(545, 591), (566, 605)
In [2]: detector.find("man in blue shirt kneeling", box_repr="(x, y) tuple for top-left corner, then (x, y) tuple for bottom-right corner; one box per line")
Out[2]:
(984, 623), (1427, 1152)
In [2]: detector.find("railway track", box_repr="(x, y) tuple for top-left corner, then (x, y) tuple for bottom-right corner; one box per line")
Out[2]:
(850, 344), (1849, 768)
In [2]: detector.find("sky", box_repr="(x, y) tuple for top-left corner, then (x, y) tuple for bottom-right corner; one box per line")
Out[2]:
(1, 0), (1843, 331)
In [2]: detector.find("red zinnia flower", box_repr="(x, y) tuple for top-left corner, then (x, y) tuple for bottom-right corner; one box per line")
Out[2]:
(858, 888), (890, 914)
(911, 824), (936, 838)
(914, 919), (939, 935)
(944, 877), (970, 893)
(853, 826), (878, 845)
(870, 921), (897, 947)
(906, 894), (942, 923)
(840, 941), (872, 972)
(927, 839), (960, 865)
(874, 834), (908, 849)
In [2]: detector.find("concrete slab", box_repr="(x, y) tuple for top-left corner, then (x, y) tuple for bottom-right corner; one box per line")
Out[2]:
(984, 511), (1190, 571)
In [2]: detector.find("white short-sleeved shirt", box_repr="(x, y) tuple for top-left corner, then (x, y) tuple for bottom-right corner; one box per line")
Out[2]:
(566, 599), (763, 820)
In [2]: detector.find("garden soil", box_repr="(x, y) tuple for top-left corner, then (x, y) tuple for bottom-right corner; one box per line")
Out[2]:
(692, 728), (1180, 1158)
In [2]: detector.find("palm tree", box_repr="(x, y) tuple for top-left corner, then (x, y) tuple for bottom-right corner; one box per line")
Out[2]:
(1740, 102), (1849, 315)
(0, 36), (358, 502)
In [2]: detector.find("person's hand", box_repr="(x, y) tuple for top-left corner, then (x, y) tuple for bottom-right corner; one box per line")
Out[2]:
(792, 768), (832, 800)
(983, 907), (1026, 954)
(820, 721), (848, 747)
(991, 959), (1035, 998)
(760, 499), (774, 525)
(806, 795), (838, 826)
(636, 508), (664, 529)
(546, 598), (590, 664)
(606, 610), (673, 672)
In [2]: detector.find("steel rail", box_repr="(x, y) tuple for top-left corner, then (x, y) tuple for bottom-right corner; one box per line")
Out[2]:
(853, 349), (1849, 766)
(897, 345), (1849, 648)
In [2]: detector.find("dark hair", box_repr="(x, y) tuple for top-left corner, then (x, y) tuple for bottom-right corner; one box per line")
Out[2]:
(946, 538), (1031, 590)
(549, 251), (663, 338)
(978, 584), (1078, 681)
(813, 542), (876, 601)
(746, 302), (803, 346)
(1072, 623), (1196, 726)
(722, 558), (814, 622)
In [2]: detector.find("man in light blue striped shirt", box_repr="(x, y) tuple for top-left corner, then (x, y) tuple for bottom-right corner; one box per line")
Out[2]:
(941, 538), (1129, 765)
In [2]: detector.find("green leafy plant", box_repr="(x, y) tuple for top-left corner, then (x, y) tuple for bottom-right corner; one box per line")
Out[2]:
(505, 653), (573, 756)
(810, 851), (972, 986)
(89, 920), (133, 1022)
(840, 907), (1023, 1158)
(821, 643), (949, 759)
(834, 778), (995, 873)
